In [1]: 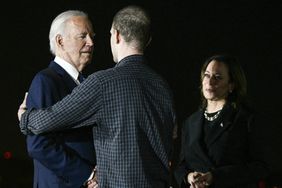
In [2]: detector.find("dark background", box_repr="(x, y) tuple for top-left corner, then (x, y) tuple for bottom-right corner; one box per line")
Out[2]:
(1, 0), (282, 187)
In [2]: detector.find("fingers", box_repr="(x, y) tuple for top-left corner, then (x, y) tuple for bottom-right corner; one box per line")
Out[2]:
(19, 92), (28, 110)
(194, 179), (209, 187)
(188, 172), (202, 184)
(23, 92), (28, 105)
(17, 92), (28, 121)
(86, 167), (98, 188)
(188, 171), (211, 188)
(86, 179), (98, 188)
(195, 172), (212, 186)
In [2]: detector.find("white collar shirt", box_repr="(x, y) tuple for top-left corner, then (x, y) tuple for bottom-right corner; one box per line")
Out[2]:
(54, 56), (81, 85)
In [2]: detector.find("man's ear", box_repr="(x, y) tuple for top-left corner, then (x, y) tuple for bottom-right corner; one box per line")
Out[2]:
(55, 34), (64, 48)
(115, 29), (121, 44)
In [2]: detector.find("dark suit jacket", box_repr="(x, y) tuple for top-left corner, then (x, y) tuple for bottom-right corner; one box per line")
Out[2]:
(174, 103), (269, 188)
(21, 55), (176, 188)
(26, 61), (96, 188)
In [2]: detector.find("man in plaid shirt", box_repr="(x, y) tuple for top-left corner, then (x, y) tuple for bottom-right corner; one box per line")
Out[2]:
(18, 5), (177, 188)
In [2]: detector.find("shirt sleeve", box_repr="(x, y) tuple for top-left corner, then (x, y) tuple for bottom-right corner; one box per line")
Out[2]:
(20, 74), (103, 135)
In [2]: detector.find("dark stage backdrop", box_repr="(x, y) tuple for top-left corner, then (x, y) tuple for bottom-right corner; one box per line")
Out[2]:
(1, 0), (281, 187)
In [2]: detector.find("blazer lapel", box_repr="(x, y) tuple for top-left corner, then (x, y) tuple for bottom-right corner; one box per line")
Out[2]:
(49, 61), (78, 90)
(205, 104), (236, 147)
(190, 111), (215, 168)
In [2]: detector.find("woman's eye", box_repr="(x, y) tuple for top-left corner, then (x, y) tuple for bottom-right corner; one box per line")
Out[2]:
(204, 73), (210, 78)
(214, 75), (222, 80)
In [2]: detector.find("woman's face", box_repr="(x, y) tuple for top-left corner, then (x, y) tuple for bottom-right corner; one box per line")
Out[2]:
(202, 60), (234, 102)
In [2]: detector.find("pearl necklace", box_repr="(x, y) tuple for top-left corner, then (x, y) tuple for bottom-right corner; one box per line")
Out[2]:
(204, 110), (222, 121)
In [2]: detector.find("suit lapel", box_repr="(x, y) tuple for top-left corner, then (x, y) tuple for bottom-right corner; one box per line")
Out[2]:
(189, 110), (215, 167)
(49, 61), (78, 90)
(205, 104), (236, 147)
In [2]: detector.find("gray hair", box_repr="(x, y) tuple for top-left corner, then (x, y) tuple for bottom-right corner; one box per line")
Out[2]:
(49, 10), (88, 55)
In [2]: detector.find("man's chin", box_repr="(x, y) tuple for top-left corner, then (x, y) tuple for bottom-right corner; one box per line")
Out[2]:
(82, 55), (93, 62)
(84, 60), (91, 65)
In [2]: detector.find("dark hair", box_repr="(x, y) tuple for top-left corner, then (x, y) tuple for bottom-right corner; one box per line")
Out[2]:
(112, 5), (151, 51)
(200, 54), (247, 109)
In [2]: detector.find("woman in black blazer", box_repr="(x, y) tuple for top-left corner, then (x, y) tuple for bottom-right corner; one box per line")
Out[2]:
(174, 55), (269, 188)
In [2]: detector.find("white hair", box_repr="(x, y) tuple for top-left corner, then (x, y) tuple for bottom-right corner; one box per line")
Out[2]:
(49, 10), (88, 55)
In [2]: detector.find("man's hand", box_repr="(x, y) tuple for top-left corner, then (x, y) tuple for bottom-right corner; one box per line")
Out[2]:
(86, 178), (98, 188)
(85, 167), (98, 188)
(18, 92), (28, 121)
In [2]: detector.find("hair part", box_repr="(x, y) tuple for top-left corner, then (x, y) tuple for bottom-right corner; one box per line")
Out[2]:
(49, 10), (88, 55)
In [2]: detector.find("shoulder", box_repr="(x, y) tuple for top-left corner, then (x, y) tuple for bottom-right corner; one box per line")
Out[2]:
(182, 109), (202, 128)
(32, 68), (57, 80)
(29, 68), (62, 88)
(187, 109), (203, 122)
(88, 62), (166, 85)
(87, 66), (117, 83)
(229, 104), (255, 132)
(236, 104), (255, 121)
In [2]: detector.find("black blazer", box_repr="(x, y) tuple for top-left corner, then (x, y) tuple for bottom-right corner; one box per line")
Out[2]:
(174, 103), (269, 188)
(26, 61), (96, 188)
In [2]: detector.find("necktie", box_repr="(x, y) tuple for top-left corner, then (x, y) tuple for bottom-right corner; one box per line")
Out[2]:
(78, 73), (85, 83)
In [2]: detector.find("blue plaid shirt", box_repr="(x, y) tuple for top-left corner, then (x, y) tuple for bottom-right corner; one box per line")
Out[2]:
(20, 55), (177, 187)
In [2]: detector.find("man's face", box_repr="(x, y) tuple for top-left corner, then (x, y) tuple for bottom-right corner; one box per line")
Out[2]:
(60, 16), (95, 71)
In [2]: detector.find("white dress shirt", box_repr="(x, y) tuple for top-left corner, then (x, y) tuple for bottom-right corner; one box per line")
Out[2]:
(54, 56), (81, 85)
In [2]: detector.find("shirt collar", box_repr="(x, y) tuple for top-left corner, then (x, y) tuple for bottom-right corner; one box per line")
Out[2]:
(54, 56), (80, 81)
(115, 54), (145, 67)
